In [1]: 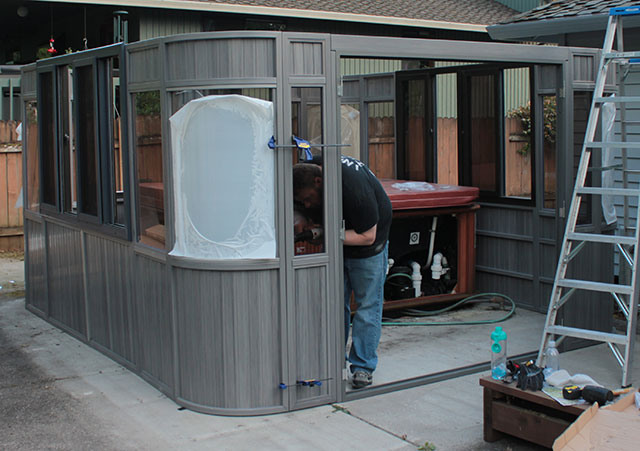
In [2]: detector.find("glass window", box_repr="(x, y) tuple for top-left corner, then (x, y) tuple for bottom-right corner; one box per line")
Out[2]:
(59, 66), (77, 214)
(134, 91), (164, 249)
(436, 73), (458, 185)
(504, 68), (532, 199)
(25, 100), (39, 211)
(469, 74), (497, 193)
(340, 103), (360, 160)
(402, 79), (427, 181)
(76, 65), (98, 216)
(367, 101), (395, 179)
(292, 87), (325, 255)
(40, 72), (56, 206)
(542, 95), (557, 209)
(108, 57), (125, 226)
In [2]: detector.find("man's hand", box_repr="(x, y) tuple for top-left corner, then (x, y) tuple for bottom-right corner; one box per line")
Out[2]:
(344, 224), (377, 246)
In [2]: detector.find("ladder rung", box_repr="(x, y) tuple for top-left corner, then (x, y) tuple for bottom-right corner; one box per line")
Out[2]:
(557, 278), (634, 295)
(586, 141), (640, 149)
(605, 51), (640, 59)
(577, 187), (640, 196)
(546, 325), (628, 345)
(567, 232), (638, 246)
(623, 168), (640, 174)
(596, 96), (640, 103)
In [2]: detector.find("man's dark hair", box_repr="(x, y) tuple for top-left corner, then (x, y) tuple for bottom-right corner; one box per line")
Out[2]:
(293, 163), (322, 193)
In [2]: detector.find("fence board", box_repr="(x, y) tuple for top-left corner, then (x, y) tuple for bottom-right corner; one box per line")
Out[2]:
(0, 152), (8, 228)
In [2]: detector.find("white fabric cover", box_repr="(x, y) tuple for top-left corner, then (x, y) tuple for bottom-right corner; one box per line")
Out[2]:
(169, 95), (276, 259)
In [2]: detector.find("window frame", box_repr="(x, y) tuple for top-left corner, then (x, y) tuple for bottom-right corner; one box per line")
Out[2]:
(34, 44), (130, 240)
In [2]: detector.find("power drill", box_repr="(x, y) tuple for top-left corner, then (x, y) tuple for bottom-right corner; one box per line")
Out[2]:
(562, 385), (614, 404)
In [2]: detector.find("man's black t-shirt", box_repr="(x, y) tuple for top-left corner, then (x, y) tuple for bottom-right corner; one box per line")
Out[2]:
(341, 156), (392, 259)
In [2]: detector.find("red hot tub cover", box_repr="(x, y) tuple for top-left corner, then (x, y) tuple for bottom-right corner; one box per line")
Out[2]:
(380, 179), (479, 210)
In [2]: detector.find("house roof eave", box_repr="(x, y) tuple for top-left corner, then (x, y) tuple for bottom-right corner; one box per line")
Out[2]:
(37, 0), (489, 33)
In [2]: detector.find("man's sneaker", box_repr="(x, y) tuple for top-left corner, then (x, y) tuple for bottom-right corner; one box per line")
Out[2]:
(351, 370), (373, 389)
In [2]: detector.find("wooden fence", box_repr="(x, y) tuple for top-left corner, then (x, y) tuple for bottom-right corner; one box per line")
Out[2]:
(0, 120), (23, 251)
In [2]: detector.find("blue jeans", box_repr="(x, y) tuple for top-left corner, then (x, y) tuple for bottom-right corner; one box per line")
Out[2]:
(344, 242), (388, 375)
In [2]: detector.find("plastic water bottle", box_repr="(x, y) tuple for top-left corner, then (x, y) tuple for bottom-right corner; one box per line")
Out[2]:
(543, 340), (560, 379)
(490, 326), (508, 380)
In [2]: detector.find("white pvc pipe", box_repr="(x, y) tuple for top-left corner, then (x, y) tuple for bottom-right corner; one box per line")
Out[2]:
(426, 216), (438, 268)
(431, 252), (443, 280)
(409, 261), (422, 298)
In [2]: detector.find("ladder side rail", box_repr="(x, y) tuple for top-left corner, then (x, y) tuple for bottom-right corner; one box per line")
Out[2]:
(621, 211), (640, 386)
(537, 15), (619, 365)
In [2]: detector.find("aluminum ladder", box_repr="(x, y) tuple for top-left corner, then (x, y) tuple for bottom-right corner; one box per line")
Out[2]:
(537, 6), (640, 387)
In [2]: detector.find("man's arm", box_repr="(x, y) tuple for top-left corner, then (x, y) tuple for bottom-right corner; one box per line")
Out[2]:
(344, 224), (377, 246)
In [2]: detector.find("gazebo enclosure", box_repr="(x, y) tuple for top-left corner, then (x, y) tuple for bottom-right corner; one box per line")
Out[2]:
(21, 31), (612, 414)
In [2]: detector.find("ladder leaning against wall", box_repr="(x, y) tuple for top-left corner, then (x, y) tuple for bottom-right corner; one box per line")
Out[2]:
(537, 6), (640, 388)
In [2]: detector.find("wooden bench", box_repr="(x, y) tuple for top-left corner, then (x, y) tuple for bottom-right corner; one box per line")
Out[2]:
(480, 376), (588, 448)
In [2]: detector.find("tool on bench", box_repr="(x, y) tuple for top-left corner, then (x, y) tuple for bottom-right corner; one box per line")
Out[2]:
(562, 385), (634, 404)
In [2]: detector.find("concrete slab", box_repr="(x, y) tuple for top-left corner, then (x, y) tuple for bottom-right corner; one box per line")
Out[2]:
(2, 253), (639, 450)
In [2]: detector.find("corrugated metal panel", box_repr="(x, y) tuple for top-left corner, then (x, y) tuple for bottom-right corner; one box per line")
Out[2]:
(133, 255), (173, 388)
(290, 41), (324, 76)
(573, 55), (596, 83)
(139, 10), (202, 41)
(128, 47), (160, 84)
(85, 235), (135, 362)
(21, 67), (37, 97)
(175, 268), (283, 411)
(340, 58), (401, 76)
(291, 267), (331, 406)
(504, 67), (530, 113)
(25, 219), (47, 314)
(85, 235), (110, 349)
(166, 39), (276, 81)
(46, 222), (86, 335)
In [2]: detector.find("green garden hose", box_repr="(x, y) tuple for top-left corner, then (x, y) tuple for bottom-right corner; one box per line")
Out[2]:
(381, 292), (516, 327)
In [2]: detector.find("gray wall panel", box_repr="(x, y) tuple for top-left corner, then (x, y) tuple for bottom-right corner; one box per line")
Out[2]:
(85, 236), (110, 349)
(175, 268), (283, 410)
(134, 255), (173, 387)
(85, 236), (135, 362)
(477, 236), (533, 275)
(47, 223), (85, 335)
(21, 67), (37, 97)
(129, 47), (160, 84)
(106, 242), (134, 362)
(476, 273), (537, 311)
(540, 243), (558, 280)
(476, 207), (534, 236)
(290, 41), (323, 76)
(292, 266), (331, 403)
(25, 220), (47, 313)
(573, 55), (595, 83)
(166, 39), (276, 81)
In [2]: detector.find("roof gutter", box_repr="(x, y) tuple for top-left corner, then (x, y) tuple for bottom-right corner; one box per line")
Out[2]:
(488, 13), (640, 42)
(36, 0), (488, 33)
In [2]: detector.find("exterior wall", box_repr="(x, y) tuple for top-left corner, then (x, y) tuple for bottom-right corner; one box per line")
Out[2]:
(139, 10), (202, 41)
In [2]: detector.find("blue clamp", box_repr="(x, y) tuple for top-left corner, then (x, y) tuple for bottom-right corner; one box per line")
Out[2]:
(268, 135), (276, 149)
(278, 379), (324, 389)
(292, 135), (313, 161)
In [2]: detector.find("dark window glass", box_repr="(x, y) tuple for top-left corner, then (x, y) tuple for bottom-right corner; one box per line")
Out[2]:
(470, 74), (497, 192)
(292, 87), (325, 256)
(40, 72), (56, 206)
(76, 65), (98, 216)
(134, 91), (164, 249)
(59, 66), (77, 213)
(25, 100), (40, 211)
(108, 57), (125, 226)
